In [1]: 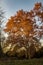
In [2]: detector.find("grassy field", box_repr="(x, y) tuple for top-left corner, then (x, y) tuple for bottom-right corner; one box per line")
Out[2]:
(0, 57), (43, 65)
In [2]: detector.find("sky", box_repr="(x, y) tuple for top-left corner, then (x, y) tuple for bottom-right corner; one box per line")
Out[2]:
(0, 0), (43, 19)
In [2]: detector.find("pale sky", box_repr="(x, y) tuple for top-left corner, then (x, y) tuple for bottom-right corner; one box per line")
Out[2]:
(0, 0), (43, 19)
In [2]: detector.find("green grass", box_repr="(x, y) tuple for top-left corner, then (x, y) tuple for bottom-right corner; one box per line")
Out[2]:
(0, 58), (43, 65)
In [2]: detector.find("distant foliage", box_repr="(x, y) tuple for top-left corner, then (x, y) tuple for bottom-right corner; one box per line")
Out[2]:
(0, 7), (5, 57)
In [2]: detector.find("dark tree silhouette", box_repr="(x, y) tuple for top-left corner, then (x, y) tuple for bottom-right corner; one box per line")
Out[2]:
(0, 7), (5, 57)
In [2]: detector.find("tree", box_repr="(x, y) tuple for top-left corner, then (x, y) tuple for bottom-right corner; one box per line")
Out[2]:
(2, 2), (43, 58)
(0, 7), (5, 57)
(0, 7), (5, 42)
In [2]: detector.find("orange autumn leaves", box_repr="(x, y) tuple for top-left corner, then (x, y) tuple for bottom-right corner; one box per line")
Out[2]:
(4, 10), (33, 36)
(4, 2), (43, 38)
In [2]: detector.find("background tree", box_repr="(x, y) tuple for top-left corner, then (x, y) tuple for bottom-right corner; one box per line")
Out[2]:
(0, 7), (5, 42)
(0, 7), (5, 57)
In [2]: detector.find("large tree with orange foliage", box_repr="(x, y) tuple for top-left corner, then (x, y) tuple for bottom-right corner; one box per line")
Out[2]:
(1, 2), (43, 58)
(4, 2), (43, 39)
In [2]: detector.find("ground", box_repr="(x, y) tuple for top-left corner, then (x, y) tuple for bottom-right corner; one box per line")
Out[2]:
(0, 57), (43, 65)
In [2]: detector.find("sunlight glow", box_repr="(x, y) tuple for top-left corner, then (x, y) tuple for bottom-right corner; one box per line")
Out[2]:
(40, 39), (43, 46)
(4, 33), (8, 38)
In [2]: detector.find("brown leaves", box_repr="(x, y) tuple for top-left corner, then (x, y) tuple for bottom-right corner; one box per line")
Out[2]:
(34, 2), (42, 10)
